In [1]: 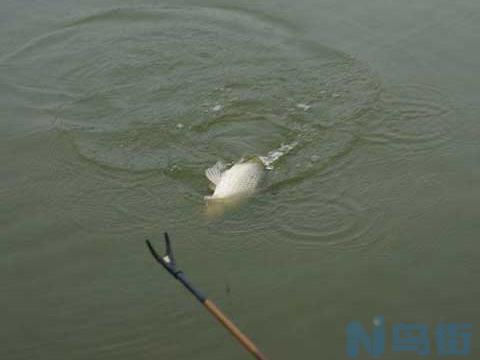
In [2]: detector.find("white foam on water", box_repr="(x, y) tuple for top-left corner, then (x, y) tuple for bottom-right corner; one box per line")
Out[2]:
(296, 103), (311, 111)
(259, 141), (298, 170)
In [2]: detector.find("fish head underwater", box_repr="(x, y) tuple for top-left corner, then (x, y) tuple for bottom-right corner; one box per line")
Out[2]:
(204, 156), (265, 217)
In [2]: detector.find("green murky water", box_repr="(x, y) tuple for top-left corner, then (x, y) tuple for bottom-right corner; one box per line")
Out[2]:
(1, 1), (479, 359)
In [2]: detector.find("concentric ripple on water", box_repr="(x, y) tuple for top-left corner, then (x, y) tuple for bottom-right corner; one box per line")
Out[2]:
(1, 5), (379, 180)
(1, 5), (455, 250)
(363, 83), (454, 153)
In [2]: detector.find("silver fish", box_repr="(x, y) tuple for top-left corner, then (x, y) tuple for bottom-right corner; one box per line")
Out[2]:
(204, 157), (265, 201)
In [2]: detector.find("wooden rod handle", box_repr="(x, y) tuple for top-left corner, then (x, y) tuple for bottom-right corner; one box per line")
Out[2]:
(203, 299), (269, 360)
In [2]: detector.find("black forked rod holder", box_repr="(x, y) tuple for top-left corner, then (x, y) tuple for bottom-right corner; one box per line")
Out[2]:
(145, 233), (269, 360)
(146, 233), (177, 276)
(146, 233), (205, 303)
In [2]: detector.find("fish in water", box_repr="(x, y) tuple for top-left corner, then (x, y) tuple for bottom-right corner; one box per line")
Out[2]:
(204, 157), (265, 201)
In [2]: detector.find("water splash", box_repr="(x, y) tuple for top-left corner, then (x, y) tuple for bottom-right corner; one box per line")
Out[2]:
(259, 142), (298, 170)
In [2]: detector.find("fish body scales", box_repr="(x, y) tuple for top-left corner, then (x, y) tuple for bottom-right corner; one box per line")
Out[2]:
(212, 162), (263, 199)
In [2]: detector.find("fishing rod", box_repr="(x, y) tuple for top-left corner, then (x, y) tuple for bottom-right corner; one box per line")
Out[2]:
(146, 233), (269, 360)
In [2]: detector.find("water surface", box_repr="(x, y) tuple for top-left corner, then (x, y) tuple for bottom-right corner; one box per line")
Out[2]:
(1, 1), (479, 359)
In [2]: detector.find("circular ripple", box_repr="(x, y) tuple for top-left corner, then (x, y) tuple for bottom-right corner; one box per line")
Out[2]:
(1, 5), (380, 181)
(363, 83), (454, 153)
(201, 177), (380, 251)
(264, 184), (379, 250)
(40, 132), (195, 237)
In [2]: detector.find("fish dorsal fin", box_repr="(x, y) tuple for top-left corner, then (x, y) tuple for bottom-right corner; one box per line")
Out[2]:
(205, 161), (227, 186)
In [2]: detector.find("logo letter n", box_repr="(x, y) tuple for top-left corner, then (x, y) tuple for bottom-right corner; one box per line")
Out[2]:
(346, 317), (385, 358)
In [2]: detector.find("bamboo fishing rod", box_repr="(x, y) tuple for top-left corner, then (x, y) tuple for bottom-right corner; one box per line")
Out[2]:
(146, 233), (269, 360)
